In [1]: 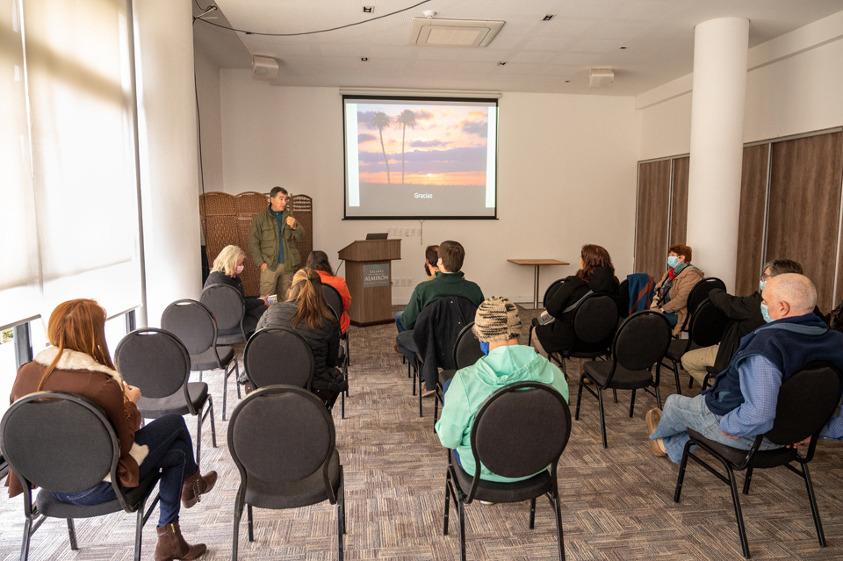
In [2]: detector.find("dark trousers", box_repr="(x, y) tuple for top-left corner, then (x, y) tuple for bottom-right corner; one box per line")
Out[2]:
(244, 297), (267, 335)
(53, 414), (198, 527)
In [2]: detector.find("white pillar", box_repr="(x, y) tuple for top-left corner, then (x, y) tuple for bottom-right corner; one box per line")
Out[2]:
(132, 0), (202, 325)
(686, 17), (749, 290)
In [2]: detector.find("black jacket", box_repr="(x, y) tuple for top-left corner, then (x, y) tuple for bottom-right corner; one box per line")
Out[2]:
(535, 266), (619, 353)
(709, 289), (765, 372)
(255, 302), (343, 392)
(204, 270), (244, 294)
(413, 296), (478, 391)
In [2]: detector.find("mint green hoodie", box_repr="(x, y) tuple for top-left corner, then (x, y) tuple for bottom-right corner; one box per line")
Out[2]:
(435, 344), (569, 483)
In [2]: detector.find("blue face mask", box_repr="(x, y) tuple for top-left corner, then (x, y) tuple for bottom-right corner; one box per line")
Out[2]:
(667, 255), (680, 269)
(479, 341), (490, 356)
(758, 279), (766, 292)
(760, 303), (773, 323)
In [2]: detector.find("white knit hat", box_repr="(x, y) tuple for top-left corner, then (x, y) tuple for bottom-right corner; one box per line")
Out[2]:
(472, 296), (522, 343)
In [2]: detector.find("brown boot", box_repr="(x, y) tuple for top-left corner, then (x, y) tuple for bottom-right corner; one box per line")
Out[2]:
(154, 523), (206, 561)
(181, 471), (218, 509)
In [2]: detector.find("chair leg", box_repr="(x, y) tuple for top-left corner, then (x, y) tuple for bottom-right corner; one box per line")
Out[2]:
(628, 389), (636, 418)
(655, 384), (663, 410)
(195, 409), (202, 466)
(574, 377), (585, 420)
(341, 389), (345, 420)
(673, 441), (693, 503)
(235, 361), (242, 399)
(458, 499), (467, 561)
(726, 465), (751, 558)
(223, 367), (229, 422)
(67, 519), (78, 550)
(597, 387), (608, 448)
(338, 470), (345, 561)
(552, 493), (566, 561)
(433, 391), (439, 431)
(802, 462), (827, 547)
(247, 505), (254, 542)
(529, 497), (536, 529)
(20, 516), (32, 561)
(443, 471), (452, 535)
(418, 375), (424, 418)
(742, 467), (753, 495)
(612, 389), (618, 403)
(133, 505), (144, 561)
(671, 360), (682, 396)
(208, 396), (218, 448)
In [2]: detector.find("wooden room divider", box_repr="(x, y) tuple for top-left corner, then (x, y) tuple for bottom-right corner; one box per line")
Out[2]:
(200, 192), (314, 296)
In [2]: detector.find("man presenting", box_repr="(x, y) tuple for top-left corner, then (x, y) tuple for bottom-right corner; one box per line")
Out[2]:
(248, 186), (305, 300)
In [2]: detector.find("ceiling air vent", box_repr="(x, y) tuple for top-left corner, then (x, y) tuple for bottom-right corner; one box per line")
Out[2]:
(410, 18), (505, 48)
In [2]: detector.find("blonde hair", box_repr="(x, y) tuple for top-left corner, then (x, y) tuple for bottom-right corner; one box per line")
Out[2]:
(211, 245), (246, 276)
(287, 268), (335, 329)
(39, 299), (116, 391)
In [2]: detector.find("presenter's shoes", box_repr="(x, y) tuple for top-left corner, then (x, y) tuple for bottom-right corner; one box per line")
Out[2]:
(181, 471), (217, 509)
(154, 523), (207, 561)
(645, 408), (667, 457)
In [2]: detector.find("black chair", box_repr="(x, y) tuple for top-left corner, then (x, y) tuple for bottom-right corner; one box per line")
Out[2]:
(576, 311), (672, 448)
(115, 328), (217, 465)
(162, 298), (240, 420)
(0, 392), (161, 561)
(617, 278), (630, 319)
(679, 277), (726, 332)
(662, 298), (729, 394)
(673, 365), (842, 559)
(201, 283), (247, 345)
(321, 283), (351, 367)
(243, 328), (314, 390)
(434, 321), (484, 428)
(443, 382), (571, 561)
(228, 385), (345, 561)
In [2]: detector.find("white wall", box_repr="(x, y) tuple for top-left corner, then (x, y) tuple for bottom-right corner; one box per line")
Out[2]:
(194, 49), (224, 192)
(639, 12), (843, 160)
(134, 0), (201, 324)
(218, 73), (639, 304)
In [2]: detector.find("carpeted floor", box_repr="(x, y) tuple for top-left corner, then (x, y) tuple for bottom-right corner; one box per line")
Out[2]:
(1, 312), (842, 561)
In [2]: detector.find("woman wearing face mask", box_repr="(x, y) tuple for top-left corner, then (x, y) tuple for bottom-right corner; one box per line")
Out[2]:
(650, 244), (704, 335)
(205, 245), (267, 336)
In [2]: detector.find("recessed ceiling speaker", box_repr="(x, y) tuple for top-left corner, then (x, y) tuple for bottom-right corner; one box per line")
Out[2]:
(251, 55), (280, 81)
(589, 67), (614, 88)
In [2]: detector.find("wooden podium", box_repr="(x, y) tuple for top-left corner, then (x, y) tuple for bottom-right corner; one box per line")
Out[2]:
(339, 239), (401, 326)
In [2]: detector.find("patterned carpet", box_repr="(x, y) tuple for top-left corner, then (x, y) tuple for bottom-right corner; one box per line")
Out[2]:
(1, 312), (843, 561)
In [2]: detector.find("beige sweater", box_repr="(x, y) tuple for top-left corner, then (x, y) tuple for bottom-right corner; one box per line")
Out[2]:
(651, 265), (705, 335)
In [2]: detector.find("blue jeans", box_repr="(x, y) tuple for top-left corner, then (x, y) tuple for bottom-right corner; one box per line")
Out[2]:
(663, 311), (678, 328)
(649, 394), (775, 463)
(395, 311), (407, 333)
(53, 414), (198, 527)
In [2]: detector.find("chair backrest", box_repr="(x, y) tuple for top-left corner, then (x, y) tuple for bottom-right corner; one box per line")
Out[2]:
(161, 299), (217, 356)
(228, 386), (336, 491)
(470, 382), (571, 488)
(200, 283), (245, 333)
(115, 328), (191, 399)
(321, 284), (344, 319)
(244, 328), (314, 389)
(542, 278), (566, 309)
(453, 321), (483, 369)
(0, 392), (118, 495)
(572, 294), (619, 345)
(685, 277), (726, 318)
(765, 365), (842, 446)
(612, 311), (672, 372)
(617, 278), (630, 318)
(688, 299), (729, 348)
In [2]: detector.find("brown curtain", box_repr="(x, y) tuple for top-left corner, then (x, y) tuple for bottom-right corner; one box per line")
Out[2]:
(634, 159), (671, 279)
(734, 144), (770, 295)
(765, 132), (843, 312)
(669, 156), (689, 246)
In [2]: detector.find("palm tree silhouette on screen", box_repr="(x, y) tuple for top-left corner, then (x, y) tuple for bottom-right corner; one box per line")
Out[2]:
(371, 112), (392, 184)
(397, 109), (416, 184)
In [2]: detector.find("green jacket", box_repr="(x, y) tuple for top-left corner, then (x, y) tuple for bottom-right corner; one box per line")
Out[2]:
(248, 206), (305, 271)
(435, 345), (569, 483)
(400, 272), (484, 329)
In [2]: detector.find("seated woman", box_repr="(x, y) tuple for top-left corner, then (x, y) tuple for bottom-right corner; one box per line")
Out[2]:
(6, 299), (216, 561)
(435, 297), (568, 482)
(650, 244), (704, 335)
(205, 244), (266, 335)
(255, 268), (347, 407)
(306, 250), (352, 334)
(423, 244), (440, 279)
(534, 244), (620, 356)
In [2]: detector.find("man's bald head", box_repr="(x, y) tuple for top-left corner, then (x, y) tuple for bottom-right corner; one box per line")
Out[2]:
(762, 273), (817, 320)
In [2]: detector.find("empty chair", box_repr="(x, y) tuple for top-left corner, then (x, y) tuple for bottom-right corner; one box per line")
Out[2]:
(434, 321), (484, 427)
(115, 328), (216, 464)
(662, 298), (729, 393)
(673, 366), (842, 559)
(0, 392), (160, 561)
(228, 386), (345, 561)
(161, 298), (240, 420)
(442, 382), (571, 561)
(577, 311), (672, 448)
(243, 327), (314, 389)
